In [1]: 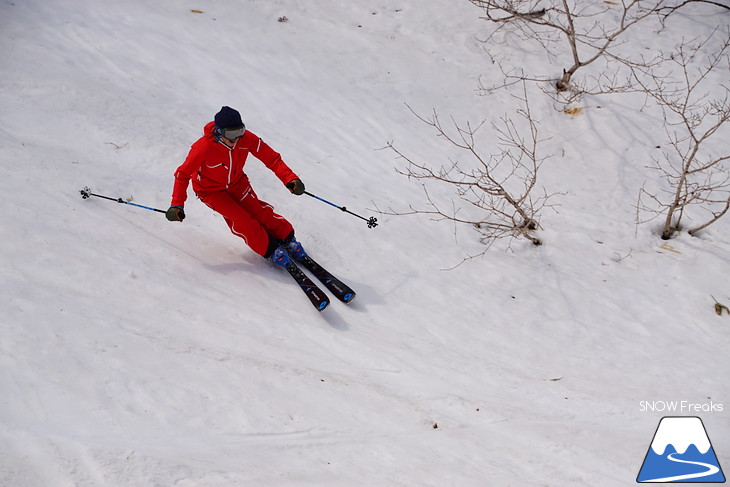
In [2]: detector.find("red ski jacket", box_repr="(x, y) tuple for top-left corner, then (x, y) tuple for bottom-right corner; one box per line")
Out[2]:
(170, 121), (299, 207)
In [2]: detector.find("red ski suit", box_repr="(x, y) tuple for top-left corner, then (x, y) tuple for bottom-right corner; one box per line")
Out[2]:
(171, 121), (299, 257)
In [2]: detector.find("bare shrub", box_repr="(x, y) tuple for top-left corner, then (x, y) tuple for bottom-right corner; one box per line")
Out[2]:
(633, 30), (730, 239)
(385, 84), (558, 248)
(469, 0), (668, 98)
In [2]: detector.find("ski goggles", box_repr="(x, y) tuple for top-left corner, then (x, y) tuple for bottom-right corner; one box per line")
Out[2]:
(221, 124), (245, 141)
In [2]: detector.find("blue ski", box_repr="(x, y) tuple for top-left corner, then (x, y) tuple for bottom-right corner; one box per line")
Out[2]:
(283, 261), (330, 311)
(294, 255), (356, 304)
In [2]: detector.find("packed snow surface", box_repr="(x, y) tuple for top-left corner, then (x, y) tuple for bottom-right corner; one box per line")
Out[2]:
(1, 0), (728, 485)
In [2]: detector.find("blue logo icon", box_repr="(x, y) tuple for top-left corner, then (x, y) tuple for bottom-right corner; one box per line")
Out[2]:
(637, 416), (725, 483)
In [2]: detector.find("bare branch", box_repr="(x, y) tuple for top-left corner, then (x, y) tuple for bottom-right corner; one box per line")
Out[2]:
(631, 30), (730, 238)
(658, 0), (730, 22)
(385, 83), (559, 248)
(469, 0), (669, 94)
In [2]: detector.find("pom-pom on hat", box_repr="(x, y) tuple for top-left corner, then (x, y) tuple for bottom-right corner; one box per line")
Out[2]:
(214, 106), (243, 129)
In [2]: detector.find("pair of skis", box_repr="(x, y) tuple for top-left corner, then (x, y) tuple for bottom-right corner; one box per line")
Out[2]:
(281, 255), (355, 311)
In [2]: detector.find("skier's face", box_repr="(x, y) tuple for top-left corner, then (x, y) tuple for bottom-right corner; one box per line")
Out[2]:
(222, 125), (245, 142)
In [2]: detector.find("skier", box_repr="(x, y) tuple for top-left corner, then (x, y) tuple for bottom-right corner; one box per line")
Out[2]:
(166, 106), (308, 267)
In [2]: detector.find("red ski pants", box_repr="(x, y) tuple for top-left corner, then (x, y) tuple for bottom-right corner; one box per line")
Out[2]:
(197, 181), (294, 257)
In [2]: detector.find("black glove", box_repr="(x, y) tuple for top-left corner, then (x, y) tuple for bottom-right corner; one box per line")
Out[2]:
(166, 206), (185, 222)
(286, 179), (305, 195)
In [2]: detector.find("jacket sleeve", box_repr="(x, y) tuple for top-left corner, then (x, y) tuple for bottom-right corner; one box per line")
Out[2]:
(170, 142), (205, 207)
(248, 133), (299, 185)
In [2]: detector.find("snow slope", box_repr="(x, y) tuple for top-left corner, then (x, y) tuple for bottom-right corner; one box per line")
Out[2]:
(1, 0), (728, 485)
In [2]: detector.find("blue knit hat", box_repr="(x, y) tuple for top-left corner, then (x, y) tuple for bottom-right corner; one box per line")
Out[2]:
(214, 106), (243, 129)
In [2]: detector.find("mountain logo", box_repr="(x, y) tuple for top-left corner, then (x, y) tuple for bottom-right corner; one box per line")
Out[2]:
(637, 416), (726, 483)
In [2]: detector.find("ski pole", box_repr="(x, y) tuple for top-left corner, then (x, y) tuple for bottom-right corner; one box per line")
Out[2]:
(79, 186), (166, 214)
(303, 191), (378, 228)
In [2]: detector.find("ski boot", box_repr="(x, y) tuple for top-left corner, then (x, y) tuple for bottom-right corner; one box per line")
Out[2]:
(284, 236), (308, 261)
(270, 246), (293, 268)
